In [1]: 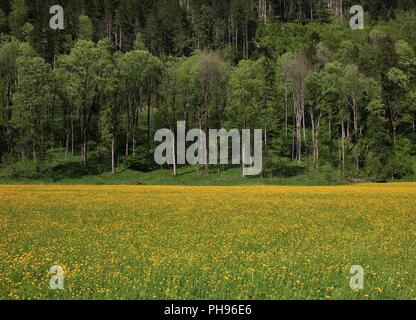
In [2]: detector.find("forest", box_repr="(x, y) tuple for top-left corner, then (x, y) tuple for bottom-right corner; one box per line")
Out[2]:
(0, 0), (416, 182)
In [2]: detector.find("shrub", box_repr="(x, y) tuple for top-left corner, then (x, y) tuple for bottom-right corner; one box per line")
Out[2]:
(123, 150), (156, 172)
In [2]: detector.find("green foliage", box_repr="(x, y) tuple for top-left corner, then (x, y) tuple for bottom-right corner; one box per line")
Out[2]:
(134, 32), (146, 51)
(78, 15), (93, 41)
(1, 2), (416, 183)
(12, 55), (53, 169)
(123, 150), (157, 172)
(390, 138), (415, 179)
(0, 8), (7, 33)
(8, 0), (28, 40)
(227, 59), (266, 129)
(264, 156), (306, 177)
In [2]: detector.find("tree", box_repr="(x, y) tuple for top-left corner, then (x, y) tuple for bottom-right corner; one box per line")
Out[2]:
(281, 50), (310, 162)
(158, 58), (181, 176)
(196, 51), (229, 171)
(386, 67), (409, 145)
(78, 15), (93, 41)
(343, 64), (368, 170)
(396, 40), (416, 133)
(54, 60), (81, 157)
(371, 31), (400, 146)
(134, 32), (146, 50)
(320, 61), (345, 170)
(8, 0), (28, 40)
(0, 39), (20, 154)
(227, 58), (266, 173)
(117, 49), (162, 158)
(12, 55), (53, 169)
(194, 4), (214, 50)
(99, 53), (120, 174)
(143, 0), (190, 56)
(305, 71), (323, 165)
(227, 58), (266, 129)
(59, 40), (101, 164)
(143, 53), (163, 157)
(114, 0), (142, 50)
(364, 80), (393, 180)
(0, 8), (7, 33)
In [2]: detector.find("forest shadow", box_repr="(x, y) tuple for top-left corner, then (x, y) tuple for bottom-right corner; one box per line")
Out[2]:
(50, 160), (110, 182)
(265, 158), (307, 178)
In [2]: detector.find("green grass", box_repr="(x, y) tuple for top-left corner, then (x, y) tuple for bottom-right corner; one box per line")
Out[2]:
(1, 184), (416, 300)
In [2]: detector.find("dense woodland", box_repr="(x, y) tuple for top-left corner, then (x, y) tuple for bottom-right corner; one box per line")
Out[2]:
(1, 0), (416, 181)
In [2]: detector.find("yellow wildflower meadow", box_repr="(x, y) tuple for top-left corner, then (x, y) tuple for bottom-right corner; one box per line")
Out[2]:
(0, 184), (415, 300)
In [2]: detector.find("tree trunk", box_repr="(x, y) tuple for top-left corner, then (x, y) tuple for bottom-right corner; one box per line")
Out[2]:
(341, 121), (345, 175)
(132, 137), (136, 157)
(310, 0), (313, 20)
(172, 132), (177, 177)
(328, 113), (333, 163)
(392, 123), (397, 145)
(82, 105), (87, 165)
(132, 103), (139, 158)
(97, 107), (101, 160)
(5, 82), (13, 153)
(292, 100), (296, 160)
(284, 78), (288, 137)
(111, 135), (116, 174)
(310, 111), (316, 162)
(71, 115), (74, 156)
(296, 109), (302, 163)
(302, 97), (307, 155)
(83, 138), (87, 165)
(65, 129), (70, 158)
(125, 134), (129, 157)
(147, 93), (152, 157)
(351, 93), (359, 170)
(204, 93), (209, 172)
(310, 111), (322, 166)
